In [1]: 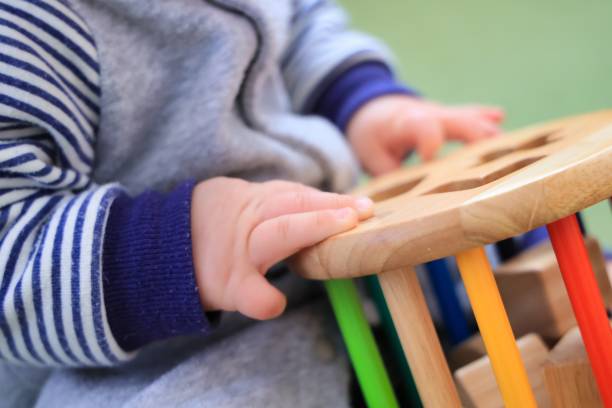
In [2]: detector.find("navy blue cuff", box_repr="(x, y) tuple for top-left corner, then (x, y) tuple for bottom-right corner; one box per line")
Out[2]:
(311, 61), (419, 132)
(103, 180), (215, 351)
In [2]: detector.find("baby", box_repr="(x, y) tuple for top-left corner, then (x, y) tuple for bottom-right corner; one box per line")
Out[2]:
(0, 0), (502, 406)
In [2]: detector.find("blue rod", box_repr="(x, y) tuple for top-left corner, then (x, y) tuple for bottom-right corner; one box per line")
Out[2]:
(426, 258), (471, 345)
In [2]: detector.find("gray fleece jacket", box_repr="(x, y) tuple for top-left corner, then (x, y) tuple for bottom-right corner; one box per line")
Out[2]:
(84, 0), (393, 194)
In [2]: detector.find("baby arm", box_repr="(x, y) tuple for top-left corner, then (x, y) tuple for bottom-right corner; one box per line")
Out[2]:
(0, 2), (140, 366)
(191, 178), (373, 320)
(284, 1), (504, 176)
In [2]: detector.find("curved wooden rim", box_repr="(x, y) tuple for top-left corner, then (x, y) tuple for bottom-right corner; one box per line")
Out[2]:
(293, 111), (612, 279)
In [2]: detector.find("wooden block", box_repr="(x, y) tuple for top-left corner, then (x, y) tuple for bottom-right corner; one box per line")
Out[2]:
(454, 334), (550, 408)
(449, 334), (486, 371)
(494, 237), (611, 342)
(544, 326), (603, 408)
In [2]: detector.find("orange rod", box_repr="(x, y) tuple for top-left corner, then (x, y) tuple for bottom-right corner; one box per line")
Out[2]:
(456, 247), (536, 408)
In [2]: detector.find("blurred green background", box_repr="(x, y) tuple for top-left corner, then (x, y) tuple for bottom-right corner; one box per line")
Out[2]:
(341, 0), (612, 248)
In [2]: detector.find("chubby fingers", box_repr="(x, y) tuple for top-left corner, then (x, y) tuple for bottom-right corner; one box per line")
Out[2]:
(440, 107), (503, 143)
(257, 188), (374, 222)
(457, 105), (505, 123)
(390, 112), (446, 162)
(261, 180), (319, 195)
(406, 115), (446, 161)
(362, 141), (404, 176)
(234, 271), (287, 320)
(249, 207), (361, 271)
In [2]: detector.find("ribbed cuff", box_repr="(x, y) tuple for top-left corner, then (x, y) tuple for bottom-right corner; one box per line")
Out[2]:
(103, 180), (215, 351)
(311, 61), (419, 132)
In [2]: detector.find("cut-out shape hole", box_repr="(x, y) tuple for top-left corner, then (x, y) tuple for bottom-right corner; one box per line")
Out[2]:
(480, 148), (515, 163)
(368, 176), (424, 202)
(477, 130), (560, 165)
(426, 156), (544, 195)
(517, 131), (559, 149)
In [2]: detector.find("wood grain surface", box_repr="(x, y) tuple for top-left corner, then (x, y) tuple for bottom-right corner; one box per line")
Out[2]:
(544, 326), (605, 408)
(378, 267), (461, 407)
(294, 111), (612, 279)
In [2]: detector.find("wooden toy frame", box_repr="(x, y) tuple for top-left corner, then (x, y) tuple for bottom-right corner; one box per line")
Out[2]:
(294, 111), (612, 407)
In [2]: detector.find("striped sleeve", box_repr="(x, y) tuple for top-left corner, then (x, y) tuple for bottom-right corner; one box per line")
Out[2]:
(282, 0), (399, 113)
(0, 0), (132, 366)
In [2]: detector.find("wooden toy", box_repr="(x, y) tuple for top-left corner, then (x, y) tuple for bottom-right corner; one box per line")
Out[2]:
(362, 275), (422, 407)
(323, 279), (398, 407)
(547, 216), (612, 406)
(544, 326), (605, 408)
(496, 238), (521, 261)
(495, 237), (611, 341)
(454, 333), (550, 407)
(379, 266), (460, 406)
(294, 111), (612, 407)
(426, 258), (471, 344)
(449, 333), (487, 370)
(457, 246), (538, 406)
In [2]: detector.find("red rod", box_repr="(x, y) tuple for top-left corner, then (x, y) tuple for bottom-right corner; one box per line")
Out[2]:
(547, 214), (612, 407)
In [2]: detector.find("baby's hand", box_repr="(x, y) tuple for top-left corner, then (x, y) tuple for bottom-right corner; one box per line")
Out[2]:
(347, 95), (505, 176)
(191, 178), (373, 320)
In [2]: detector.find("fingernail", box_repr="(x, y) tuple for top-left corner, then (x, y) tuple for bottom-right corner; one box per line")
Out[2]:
(335, 207), (355, 220)
(355, 197), (374, 212)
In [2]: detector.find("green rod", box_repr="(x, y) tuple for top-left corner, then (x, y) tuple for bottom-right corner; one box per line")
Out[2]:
(325, 279), (399, 408)
(364, 275), (422, 407)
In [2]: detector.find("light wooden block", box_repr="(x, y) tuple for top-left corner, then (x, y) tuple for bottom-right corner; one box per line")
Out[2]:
(544, 326), (603, 408)
(449, 334), (486, 371)
(494, 237), (611, 342)
(454, 333), (550, 407)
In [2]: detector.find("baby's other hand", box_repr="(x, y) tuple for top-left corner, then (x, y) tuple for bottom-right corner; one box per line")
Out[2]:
(347, 95), (505, 176)
(191, 178), (373, 320)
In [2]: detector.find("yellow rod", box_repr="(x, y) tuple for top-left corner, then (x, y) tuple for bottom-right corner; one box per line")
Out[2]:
(455, 247), (537, 408)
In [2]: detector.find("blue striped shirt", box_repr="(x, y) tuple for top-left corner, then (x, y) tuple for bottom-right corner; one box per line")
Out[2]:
(0, 0), (412, 368)
(0, 0), (133, 366)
